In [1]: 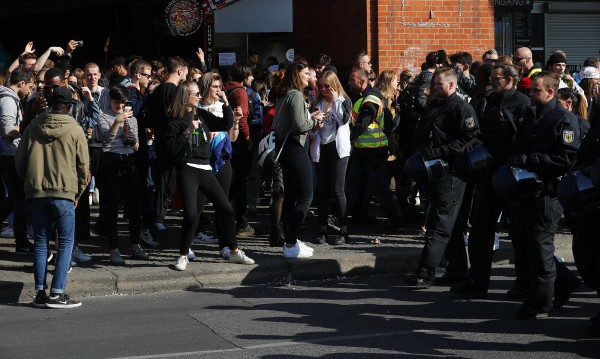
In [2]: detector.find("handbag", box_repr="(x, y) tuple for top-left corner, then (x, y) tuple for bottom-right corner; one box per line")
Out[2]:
(258, 104), (290, 171)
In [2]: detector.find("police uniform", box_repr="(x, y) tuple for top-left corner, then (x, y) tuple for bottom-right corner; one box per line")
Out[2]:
(456, 89), (530, 296)
(345, 88), (401, 225)
(407, 92), (479, 285)
(570, 119), (600, 331)
(510, 97), (580, 318)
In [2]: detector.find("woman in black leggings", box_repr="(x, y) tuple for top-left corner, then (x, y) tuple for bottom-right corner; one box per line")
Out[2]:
(163, 81), (254, 270)
(274, 62), (324, 258)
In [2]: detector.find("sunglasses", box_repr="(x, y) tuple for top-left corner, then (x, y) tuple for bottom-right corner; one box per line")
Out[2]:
(140, 73), (151, 79)
(317, 83), (331, 89)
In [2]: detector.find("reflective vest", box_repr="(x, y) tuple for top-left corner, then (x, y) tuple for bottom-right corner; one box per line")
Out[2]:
(352, 94), (388, 148)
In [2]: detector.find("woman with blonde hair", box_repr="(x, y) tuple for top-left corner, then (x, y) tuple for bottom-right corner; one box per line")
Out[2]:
(310, 70), (352, 245)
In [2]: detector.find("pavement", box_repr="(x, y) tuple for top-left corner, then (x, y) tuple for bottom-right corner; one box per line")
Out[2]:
(0, 202), (576, 304)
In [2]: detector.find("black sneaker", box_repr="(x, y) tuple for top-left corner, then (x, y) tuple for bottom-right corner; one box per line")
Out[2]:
(450, 283), (488, 299)
(46, 293), (82, 309)
(434, 272), (468, 287)
(553, 277), (582, 308)
(314, 230), (327, 244)
(506, 285), (530, 300)
(515, 304), (548, 320)
(327, 233), (345, 245)
(31, 290), (48, 308)
(404, 272), (432, 289)
(237, 224), (256, 237)
(15, 240), (34, 255)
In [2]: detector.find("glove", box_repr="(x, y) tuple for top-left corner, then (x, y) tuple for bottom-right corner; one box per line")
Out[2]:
(509, 154), (527, 168)
(420, 147), (443, 161)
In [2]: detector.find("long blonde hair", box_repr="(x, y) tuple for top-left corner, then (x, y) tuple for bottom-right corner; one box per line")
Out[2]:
(315, 70), (349, 103)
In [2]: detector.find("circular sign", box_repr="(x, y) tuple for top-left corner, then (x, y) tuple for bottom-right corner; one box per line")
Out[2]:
(285, 48), (295, 62)
(165, 0), (203, 37)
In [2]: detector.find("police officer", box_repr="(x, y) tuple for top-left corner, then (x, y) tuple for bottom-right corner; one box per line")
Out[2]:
(346, 68), (402, 229)
(405, 67), (479, 288)
(568, 114), (600, 335)
(508, 71), (580, 319)
(451, 63), (530, 298)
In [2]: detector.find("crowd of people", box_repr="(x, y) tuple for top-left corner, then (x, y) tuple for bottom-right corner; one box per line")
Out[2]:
(1, 40), (600, 336)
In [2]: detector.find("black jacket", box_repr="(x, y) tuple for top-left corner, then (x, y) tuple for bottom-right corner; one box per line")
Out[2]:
(513, 98), (580, 182)
(163, 106), (233, 167)
(480, 89), (530, 167)
(417, 92), (479, 160)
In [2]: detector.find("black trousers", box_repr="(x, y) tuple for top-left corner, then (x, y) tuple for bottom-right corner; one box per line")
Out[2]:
(573, 208), (600, 291)
(280, 139), (313, 244)
(416, 175), (467, 280)
(97, 153), (141, 250)
(0, 155), (28, 243)
(230, 139), (252, 229)
(316, 142), (349, 227)
(510, 194), (563, 311)
(467, 180), (504, 290)
(177, 164), (236, 256)
(153, 158), (177, 224)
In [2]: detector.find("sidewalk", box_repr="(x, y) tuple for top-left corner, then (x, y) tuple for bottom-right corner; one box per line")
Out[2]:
(0, 204), (575, 304)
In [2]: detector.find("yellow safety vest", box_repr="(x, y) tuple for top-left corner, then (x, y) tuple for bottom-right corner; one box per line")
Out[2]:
(352, 94), (388, 148)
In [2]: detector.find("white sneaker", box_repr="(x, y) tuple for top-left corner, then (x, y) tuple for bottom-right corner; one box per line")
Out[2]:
(92, 188), (100, 205)
(1, 226), (14, 238)
(229, 250), (255, 265)
(283, 241), (314, 258)
(140, 228), (159, 247)
(193, 231), (218, 244)
(220, 247), (231, 258)
(70, 260), (77, 267)
(187, 248), (196, 260)
(71, 246), (92, 262)
(296, 240), (314, 253)
(154, 222), (167, 231)
(175, 256), (188, 271)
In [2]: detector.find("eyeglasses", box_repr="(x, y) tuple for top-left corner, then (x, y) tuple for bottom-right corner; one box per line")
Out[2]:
(317, 83), (331, 89)
(43, 84), (60, 92)
(190, 92), (201, 97)
(512, 57), (527, 62)
(140, 73), (151, 79)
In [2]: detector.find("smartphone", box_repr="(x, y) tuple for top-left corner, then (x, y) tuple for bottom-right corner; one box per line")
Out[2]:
(124, 100), (133, 112)
(75, 40), (84, 47)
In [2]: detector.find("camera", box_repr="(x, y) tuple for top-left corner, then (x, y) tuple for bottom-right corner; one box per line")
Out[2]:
(435, 49), (447, 65)
(75, 40), (84, 47)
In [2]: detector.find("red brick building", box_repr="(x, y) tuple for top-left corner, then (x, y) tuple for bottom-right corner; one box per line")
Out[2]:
(294, 0), (495, 74)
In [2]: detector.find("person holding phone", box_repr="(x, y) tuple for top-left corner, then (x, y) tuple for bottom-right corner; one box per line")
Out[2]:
(164, 80), (254, 271)
(274, 62), (324, 258)
(96, 85), (147, 265)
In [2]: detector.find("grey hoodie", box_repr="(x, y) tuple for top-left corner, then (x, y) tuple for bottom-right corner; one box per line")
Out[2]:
(0, 86), (22, 156)
(15, 112), (89, 201)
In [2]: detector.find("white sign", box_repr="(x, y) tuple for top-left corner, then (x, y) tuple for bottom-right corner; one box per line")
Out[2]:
(218, 52), (237, 66)
(285, 48), (294, 62)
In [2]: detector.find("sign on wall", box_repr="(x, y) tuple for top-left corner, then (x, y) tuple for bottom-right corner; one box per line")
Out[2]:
(219, 52), (237, 66)
(164, 0), (204, 36)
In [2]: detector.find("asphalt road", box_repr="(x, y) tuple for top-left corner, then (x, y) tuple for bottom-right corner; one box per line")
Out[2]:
(1, 269), (598, 359)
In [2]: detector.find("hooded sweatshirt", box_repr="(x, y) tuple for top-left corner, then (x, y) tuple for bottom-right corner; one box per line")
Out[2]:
(0, 86), (23, 156)
(15, 112), (89, 201)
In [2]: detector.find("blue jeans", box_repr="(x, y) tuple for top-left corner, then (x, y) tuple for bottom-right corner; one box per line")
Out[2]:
(31, 198), (75, 294)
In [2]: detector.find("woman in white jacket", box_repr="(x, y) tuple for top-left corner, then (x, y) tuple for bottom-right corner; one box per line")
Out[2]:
(310, 70), (352, 245)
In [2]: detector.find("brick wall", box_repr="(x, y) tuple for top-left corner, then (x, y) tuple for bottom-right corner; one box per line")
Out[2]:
(294, 0), (494, 75)
(371, 0), (495, 73)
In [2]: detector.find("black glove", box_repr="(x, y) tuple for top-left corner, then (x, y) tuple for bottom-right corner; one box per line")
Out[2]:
(420, 147), (443, 161)
(509, 154), (527, 168)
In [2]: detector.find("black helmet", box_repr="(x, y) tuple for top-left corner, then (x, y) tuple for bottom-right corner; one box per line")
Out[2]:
(591, 158), (600, 188)
(453, 144), (493, 182)
(492, 165), (544, 202)
(405, 153), (449, 183)
(557, 170), (600, 212)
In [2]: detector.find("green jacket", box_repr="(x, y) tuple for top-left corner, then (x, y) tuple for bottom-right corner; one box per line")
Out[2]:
(15, 112), (89, 202)
(274, 89), (316, 146)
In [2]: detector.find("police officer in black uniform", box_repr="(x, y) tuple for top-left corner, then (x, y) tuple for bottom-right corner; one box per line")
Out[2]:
(508, 71), (580, 319)
(569, 108), (600, 335)
(405, 67), (479, 288)
(451, 63), (530, 298)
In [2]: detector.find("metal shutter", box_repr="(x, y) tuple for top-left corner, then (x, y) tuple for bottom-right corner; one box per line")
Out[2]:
(545, 13), (600, 68)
